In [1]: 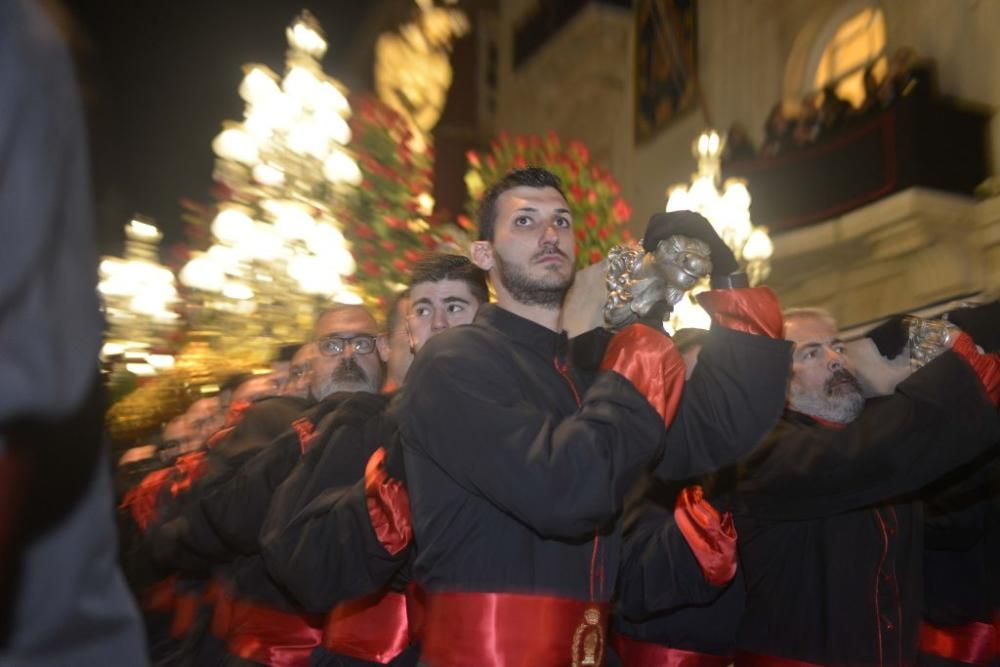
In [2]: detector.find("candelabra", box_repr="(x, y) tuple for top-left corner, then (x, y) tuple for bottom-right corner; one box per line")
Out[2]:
(664, 129), (774, 331)
(179, 11), (362, 353)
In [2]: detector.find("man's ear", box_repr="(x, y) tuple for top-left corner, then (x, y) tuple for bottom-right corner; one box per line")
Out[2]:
(376, 334), (391, 363)
(470, 240), (494, 271)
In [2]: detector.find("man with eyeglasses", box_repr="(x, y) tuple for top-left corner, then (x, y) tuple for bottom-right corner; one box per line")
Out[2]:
(259, 253), (488, 666)
(148, 303), (394, 665)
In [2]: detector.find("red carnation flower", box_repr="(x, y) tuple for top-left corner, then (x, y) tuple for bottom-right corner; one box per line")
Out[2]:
(612, 198), (632, 223)
(457, 215), (475, 231)
(362, 260), (380, 276)
(587, 190), (597, 205)
(392, 258), (408, 273)
(589, 249), (602, 264)
(466, 150), (481, 168)
(568, 140), (590, 164)
(575, 228), (587, 241)
(598, 227), (609, 240)
(585, 212), (598, 229)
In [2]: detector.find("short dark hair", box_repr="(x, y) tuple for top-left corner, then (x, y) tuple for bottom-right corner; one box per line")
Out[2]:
(476, 167), (566, 242)
(408, 253), (489, 305)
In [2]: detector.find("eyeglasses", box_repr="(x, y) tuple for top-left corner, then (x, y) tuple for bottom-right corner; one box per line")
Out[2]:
(316, 334), (378, 357)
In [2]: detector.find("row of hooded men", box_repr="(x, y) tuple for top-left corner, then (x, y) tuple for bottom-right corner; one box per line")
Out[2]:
(117, 167), (1000, 667)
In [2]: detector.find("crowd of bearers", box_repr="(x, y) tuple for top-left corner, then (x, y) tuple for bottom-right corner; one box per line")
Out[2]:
(113, 168), (1000, 667)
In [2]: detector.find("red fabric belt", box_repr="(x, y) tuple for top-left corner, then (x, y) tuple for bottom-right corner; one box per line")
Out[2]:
(918, 621), (998, 665)
(612, 633), (731, 667)
(734, 651), (823, 667)
(322, 590), (411, 663)
(420, 591), (609, 667)
(226, 599), (323, 667)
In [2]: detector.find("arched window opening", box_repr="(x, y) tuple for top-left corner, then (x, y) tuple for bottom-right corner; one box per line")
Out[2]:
(813, 6), (886, 107)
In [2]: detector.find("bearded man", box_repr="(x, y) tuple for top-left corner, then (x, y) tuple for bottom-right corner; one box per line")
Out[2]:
(397, 168), (794, 666)
(729, 308), (1000, 667)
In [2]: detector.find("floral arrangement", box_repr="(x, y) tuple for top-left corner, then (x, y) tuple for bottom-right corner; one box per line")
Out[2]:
(338, 94), (461, 308)
(461, 132), (633, 269)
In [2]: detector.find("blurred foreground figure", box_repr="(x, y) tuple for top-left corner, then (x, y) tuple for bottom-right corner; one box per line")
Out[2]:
(0, 0), (145, 664)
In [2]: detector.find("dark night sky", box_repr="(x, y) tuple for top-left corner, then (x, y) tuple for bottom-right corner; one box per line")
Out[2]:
(62, 1), (378, 256)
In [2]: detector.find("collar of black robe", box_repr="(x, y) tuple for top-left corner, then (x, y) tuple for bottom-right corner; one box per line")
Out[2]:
(474, 303), (569, 363)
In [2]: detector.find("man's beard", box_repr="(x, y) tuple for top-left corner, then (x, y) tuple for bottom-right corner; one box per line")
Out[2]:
(312, 356), (379, 399)
(494, 246), (574, 309)
(788, 368), (865, 424)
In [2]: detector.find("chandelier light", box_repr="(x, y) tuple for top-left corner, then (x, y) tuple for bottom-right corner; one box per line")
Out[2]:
(665, 129), (774, 333)
(98, 218), (180, 376)
(181, 11), (364, 348)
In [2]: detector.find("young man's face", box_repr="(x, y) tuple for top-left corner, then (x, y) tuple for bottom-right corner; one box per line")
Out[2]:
(474, 186), (575, 308)
(785, 315), (864, 424)
(405, 279), (481, 352)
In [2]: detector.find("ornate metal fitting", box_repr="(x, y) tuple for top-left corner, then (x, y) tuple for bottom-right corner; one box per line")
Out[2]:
(906, 316), (958, 370)
(603, 236), (712, 330)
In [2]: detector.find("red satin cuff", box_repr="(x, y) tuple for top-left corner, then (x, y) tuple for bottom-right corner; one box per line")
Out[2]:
(227, 599), (323, 667)
(674, 485), (738, 587)
(601, 324), (686, 428)
(208, 580), (234, 639)
(169, 451), (208, 497)
(142, 576), (177, 614)
(364, 447), (412, 556)
(698, 287), (783, 339)
(206, 399), (253, 448)
(121, 467), (173, 531)
(952, 332), (1000, 406)
(323, 590), (410, 663)
(421, 592), (609, 667)
(291, 417), (319, 454)
(918, 621), (997, 665)
(612, 633), (732, 667)
(169, 591), (201, 639)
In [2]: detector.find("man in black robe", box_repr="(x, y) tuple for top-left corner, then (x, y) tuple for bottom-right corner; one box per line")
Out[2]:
(397, 168), (793, 666)
(259, 254), (489, 666)
(731, 307), (1000, 666)
(150, 304), (388, 666)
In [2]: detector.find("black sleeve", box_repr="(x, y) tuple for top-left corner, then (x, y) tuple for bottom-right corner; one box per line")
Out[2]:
(617, 482), (727, 620)
(654, 326), (792, 481)
(262, 479), (406, 613)
(737, 352), (1000, 520)
(398, 332), (668, 540)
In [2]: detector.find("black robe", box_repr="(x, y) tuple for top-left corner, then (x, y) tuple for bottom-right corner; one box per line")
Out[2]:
(731, 351), (1000, 666)
(398, 303), (791, 603)
(259, 396), (417, 667)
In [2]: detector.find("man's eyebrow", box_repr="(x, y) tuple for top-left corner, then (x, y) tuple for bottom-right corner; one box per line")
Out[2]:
(442, 296), (471, 304)
(795, 342), (822, 355)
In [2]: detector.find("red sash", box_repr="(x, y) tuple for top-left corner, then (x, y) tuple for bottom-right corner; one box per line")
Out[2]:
(322, 590), (411, 663)
(420, 591), (609, 667)
(226, 599), (322, 667)
(918, 621), (997, 665)
(612, 633), (731, 667)
(734, 652), (823, 667)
